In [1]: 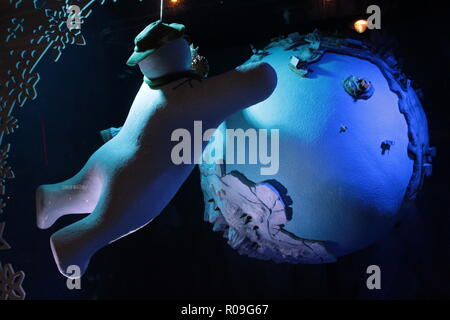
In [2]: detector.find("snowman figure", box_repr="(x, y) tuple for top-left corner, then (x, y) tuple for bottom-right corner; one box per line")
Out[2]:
(36, 20), (277, 277)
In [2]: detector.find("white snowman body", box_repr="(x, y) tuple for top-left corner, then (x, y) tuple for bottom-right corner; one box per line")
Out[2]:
(36, 37), (277, 277)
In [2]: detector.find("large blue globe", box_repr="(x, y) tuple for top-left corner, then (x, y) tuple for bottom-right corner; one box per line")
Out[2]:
(200, 32), (431, 263)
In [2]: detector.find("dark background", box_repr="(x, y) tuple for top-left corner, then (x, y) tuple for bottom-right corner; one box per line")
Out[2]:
(1, 0), (449, 299)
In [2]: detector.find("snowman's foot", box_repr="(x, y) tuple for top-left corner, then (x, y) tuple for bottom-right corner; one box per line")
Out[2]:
(49, 184), (140, 278)
(50, 217), (98, 278)
(36, 175), (102, 229)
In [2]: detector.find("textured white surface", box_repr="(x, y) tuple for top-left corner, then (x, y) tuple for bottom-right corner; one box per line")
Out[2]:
(203, 40), (415, 257)
(200, 162), (336, 263)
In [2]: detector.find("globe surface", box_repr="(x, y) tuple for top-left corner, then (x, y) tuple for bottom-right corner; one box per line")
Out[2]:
(200, 33), (429, 263)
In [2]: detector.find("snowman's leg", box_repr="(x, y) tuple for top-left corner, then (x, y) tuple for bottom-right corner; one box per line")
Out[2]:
(49, 209), (104, 278)
(49, 175), (148, 278)
(36, 163), (103, 230)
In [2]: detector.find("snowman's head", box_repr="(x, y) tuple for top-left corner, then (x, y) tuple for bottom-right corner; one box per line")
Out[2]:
(137, 37), (192, 79)
(126, 21), (192, 79)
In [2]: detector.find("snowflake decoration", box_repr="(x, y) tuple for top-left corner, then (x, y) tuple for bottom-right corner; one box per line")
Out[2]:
(98, 0), (120, 4)
(3, 49), (39, 108)
(0, 105), (19, 136)
(33, 0), (47, 9)
(9, 48), (39, 62)
(6, 18), (25, 43)
(97, 0), (143, 4)
(0, 0), (145, 297)
(32, 5), (87, 61)
(0, 145), (15, 196)
(8, 0), (23, 9)
(0, 222), (11, 250)
(4, 66), (40, 107)
(0, 95), (17, 112)
(0, 262), (26, 300)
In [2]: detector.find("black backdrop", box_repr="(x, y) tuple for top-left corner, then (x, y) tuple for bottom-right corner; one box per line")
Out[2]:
(2, 0), (449, 299)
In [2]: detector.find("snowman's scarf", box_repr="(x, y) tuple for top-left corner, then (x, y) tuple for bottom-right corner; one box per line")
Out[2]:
(100, 70), (204, 143)
(144, 70), (203, 89)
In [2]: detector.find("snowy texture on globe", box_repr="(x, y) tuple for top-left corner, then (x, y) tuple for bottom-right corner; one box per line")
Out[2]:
(200, 31), (433, 263)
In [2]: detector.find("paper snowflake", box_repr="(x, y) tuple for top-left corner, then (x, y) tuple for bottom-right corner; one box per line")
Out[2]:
(0, 222), (11, 250)
(0, 262), (26, 300)
(32, 5), (87, 61)
(0, 145), (15, 196)
(6, 18), (25, 43)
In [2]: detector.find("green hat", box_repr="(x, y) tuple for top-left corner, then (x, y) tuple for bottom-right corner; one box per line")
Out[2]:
(126, 20), (186, 66)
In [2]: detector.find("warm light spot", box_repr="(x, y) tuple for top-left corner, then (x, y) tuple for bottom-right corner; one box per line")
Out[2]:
(354, 19), (368, 33)
(170, 0), (179, 4)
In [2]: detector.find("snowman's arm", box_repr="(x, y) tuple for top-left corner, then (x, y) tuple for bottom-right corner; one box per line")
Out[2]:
(99, 62), (277, 142)
(200, 62), (277, 123)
